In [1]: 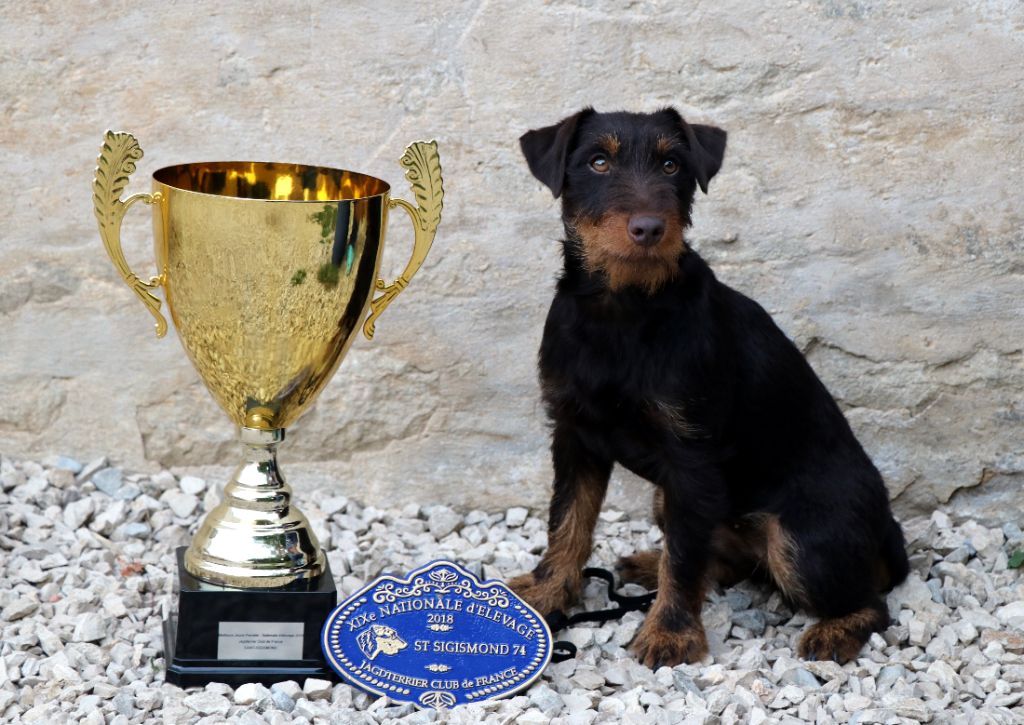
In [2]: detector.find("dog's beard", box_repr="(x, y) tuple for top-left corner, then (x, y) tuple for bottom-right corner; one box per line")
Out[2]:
(569, 213), (685, 294)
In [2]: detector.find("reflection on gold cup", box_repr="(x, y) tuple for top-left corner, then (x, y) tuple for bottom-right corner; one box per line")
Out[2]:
(93, 131), (443, 587)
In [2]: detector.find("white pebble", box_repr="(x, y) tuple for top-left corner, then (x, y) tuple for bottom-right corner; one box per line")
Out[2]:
(160, 489), (199, 518)
(2, 596), (38, 621)
(183, 691), (231, 716)
(234, 682), (271, 705)
(179, 475), (207, 495)
(72, 612), (106, 642)
(506, 506), (529, 528)
(302, 677), (333, 700)
(63, 497), (95, 528)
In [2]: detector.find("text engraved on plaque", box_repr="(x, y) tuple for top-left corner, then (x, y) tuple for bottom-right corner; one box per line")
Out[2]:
(217, 621), (304, 660)
(322, 561), (552, 709)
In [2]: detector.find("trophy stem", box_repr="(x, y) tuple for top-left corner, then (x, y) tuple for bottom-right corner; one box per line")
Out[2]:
(183, 426), (326, 588)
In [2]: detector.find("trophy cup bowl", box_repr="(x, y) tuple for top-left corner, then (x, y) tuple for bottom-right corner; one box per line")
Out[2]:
(92, 130), (443, 684)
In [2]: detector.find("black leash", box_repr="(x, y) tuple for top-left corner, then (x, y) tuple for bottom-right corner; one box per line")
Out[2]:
(545, 567), (656, 662)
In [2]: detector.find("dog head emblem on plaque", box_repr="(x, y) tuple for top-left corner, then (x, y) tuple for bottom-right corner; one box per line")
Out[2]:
(322, 561), (552, 709)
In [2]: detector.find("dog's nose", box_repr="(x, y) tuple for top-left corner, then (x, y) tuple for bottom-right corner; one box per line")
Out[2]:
(627, 216), (665, 247)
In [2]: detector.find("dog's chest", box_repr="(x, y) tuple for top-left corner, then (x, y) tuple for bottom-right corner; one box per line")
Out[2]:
(540, 295), (702, 434)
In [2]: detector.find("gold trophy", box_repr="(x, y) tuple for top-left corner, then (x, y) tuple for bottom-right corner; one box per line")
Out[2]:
(92, 130), (442, 685)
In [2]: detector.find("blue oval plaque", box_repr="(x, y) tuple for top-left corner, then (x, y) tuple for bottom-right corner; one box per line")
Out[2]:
(321, 560), (552, 709)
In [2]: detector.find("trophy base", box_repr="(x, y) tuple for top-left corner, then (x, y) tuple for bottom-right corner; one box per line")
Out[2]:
(163, 547), (340, 687)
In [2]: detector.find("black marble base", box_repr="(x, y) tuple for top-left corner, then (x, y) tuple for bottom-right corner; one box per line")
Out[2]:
(163, 547), (340, 687)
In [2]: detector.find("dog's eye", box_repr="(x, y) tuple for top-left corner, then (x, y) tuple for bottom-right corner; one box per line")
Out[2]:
(589, 155), (610, 173)
(662, 159), (679, 175)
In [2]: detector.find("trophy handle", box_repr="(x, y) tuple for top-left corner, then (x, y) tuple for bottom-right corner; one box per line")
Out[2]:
(93, 130), (167, 338)
(362, 140), (444, 340)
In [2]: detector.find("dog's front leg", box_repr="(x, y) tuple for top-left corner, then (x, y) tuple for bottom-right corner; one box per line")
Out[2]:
(632, 473), (722, 668)
(508, 424), (612, 615)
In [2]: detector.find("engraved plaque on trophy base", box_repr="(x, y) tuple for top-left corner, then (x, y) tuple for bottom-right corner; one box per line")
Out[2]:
(163, 548), (340, 687)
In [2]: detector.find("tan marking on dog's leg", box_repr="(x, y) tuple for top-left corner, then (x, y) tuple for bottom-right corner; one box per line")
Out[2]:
(799, 604), (889, 664)
(762, 514), (808, 605)
(630, 537), (709, 667)
(616, 549), (661, 589)
(616, 488), (668, 589)
(508, 474), (607, 614)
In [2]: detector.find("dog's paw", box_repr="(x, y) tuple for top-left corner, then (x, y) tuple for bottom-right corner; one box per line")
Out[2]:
(631, 619), (708, 669)
(616, 550), (661, 589)
(798, 620), (867, 664)
(507, 572), (576, 615)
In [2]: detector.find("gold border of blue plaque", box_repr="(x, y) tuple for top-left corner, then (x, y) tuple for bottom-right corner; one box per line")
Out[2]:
(321, 560), (553, 709)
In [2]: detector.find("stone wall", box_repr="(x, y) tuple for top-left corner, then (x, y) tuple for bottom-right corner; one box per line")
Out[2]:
(2, 1), (1021, 521)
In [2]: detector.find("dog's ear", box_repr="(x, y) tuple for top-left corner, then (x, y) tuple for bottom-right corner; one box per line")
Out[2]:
(519, 108), (593, 198)
(662, 108), (727, 194)
(688, 124), (727, 194)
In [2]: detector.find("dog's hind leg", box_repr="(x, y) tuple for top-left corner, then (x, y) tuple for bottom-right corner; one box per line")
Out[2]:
(798, 598), (889, 663)
(760, 513), (893, 664)
(619, 502), (759, 591)
(508, 424), (612, 615)
(616, 549), (661, 589)
(616, 489), (665, 588)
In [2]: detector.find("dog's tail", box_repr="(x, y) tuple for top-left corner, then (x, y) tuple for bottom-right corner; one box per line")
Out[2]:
(878, 517), (910, 592)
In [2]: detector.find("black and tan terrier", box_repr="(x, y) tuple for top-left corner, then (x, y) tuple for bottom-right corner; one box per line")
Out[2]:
(508, 107), (909, 668)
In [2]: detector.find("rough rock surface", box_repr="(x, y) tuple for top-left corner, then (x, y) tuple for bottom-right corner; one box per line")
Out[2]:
(1, 2), (1022, 519)
(1, 455), (1023, 723)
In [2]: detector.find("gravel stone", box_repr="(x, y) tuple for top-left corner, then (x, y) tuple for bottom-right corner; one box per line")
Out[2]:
(179, 475), (207, 495)
(781, 667), (821, 690)
(271, 680), (302, 699)
(892, 698), (931, 721)
(269, 689), (296, 712)
(320, 495), (348, 515)
(112, 691), (134, 717)
(603, 665), (629, 687)
(426, 505), (461, 539)
(72, 612), (106, 642)
(3, 596), (38, 621)
(234, 682), (271, 705)
(91, 467), (123, 496)
(505, 506), (529, 527)
(183, 691), (231, 716)
(571, 667), (605, 690)
(47, 455), (83, 474)
(161, 489), (199, 518)
(516, 710), (550, 725)
(77, 694), (101, 712)
(996, 601), (1024, 628)
(302, 678), (333, 700)
(75, 457), (107, 483)
(528, 683), (563, 715)
(875, 664), (907, 689)
(113, 482), (142, 500)
(114, 521), (152, 539)
(731, 608), (767, 636)
(63, 497), (95, 528)
(89, 499), (127, 534)
(35, 625), (63, 656)
(560, 692), (592, 712)
(1, 455), (1022, 723)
